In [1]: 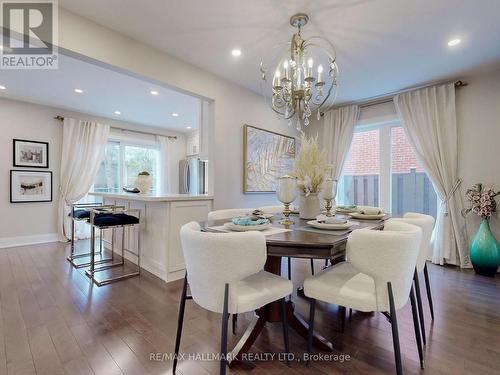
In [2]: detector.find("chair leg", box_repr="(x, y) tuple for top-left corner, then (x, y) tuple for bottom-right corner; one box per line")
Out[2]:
(339, 306), (346, 333)
(310, 259), (315, 275)
(387, 282), (403, 375)
(232, 314), (237, 335)
(306, 298), (316, 366)
(349, 308), (353, 322)
(413, 270), (426, 345)
(173, 273), (188, 374)
(287, 257), (292, 281)
(410, 285), (425, 369)
(279, 298), (291, 367)
(220, 283), (229, 375)
(424, 263), (435, 320)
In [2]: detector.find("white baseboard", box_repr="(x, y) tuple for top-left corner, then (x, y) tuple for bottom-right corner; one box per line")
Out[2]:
(0, 233), (59, 249)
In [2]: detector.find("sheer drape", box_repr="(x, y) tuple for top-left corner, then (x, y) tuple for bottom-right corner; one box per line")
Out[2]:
(157, 135), (171, 194)
(394, 83), (468, 267)
(58, 118), (110, 241)
(321, 105), (360, 179)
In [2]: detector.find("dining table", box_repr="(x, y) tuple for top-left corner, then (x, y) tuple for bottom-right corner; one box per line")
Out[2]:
(199, 213), (389, 366)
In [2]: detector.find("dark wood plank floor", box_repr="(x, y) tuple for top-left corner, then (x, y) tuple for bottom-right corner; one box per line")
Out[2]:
(0, 241), (499, 375)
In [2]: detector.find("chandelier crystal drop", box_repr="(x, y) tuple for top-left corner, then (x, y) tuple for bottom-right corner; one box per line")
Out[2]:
(260, 13), (339, 130)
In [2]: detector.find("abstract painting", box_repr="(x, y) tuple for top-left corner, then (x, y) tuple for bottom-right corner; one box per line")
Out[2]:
(244, 125), (295, 193)
(10, 170), (53, 203)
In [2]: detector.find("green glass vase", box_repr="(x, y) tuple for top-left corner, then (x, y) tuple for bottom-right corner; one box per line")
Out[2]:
(470, 219), (500, 277)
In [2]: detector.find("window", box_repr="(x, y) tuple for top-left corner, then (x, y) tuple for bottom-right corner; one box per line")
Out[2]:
(94, 140), (159, 193)
(338, 123), (437, 217)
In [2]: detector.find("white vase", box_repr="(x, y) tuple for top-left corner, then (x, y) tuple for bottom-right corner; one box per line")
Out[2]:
(299, 192), (320, 219)
(136, 175), (152, 194)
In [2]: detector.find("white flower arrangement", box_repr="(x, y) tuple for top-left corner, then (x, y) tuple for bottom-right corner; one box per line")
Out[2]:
(464, 183), (499, 219)
(292, 133), (331, 196)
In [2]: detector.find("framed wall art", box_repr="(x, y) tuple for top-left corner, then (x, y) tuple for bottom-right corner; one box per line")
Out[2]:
(10, 170), (53, 203)
(13, 139), (49, 168)
(243, 125), (296, 193)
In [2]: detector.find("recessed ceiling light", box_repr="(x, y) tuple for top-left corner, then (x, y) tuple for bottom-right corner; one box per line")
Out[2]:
(0, 85), (6, 90)
(171, 112), (179, 117)
(74, 88), (84, 94)
(150, 90), (159, 95)
(186, 126), (192, 129)
(447, 38), (461, 47)
(114, 110), (121, 115)
(231, 49), (242, 57)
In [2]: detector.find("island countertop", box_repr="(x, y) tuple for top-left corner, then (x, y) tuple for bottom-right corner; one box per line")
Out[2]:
(88, 191), (214, 202)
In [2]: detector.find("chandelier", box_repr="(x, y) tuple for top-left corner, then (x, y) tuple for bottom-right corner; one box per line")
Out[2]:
(260, 13), (339, 129)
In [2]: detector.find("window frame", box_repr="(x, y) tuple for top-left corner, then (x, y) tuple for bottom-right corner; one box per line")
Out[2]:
(97, 135), (160, 193)
(342, 120), (437, 215)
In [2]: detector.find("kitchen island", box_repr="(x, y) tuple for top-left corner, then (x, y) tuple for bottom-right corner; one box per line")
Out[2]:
(88, 191), (213, 282)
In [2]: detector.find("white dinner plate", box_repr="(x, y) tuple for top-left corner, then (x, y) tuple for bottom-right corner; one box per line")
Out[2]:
(336, 207), (358, 214)
(349, 212), (385, 220)
(307, 220), (353, 230)
(224, 222), (272, 232)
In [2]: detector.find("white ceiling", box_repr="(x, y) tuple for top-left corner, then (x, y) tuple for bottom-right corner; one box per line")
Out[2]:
(59, 0), (500, 104)
(0, 54), (200, 132)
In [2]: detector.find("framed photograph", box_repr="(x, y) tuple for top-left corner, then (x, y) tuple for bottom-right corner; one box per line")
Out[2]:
(243, 125), (296, 193)
(13, 139), (49, 168)
(10, 170), (53, 203)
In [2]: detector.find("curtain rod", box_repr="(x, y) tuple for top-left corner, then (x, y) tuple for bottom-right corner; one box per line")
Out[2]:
(355, 80), (467, 109)
(54, 115), (178, 140)
(321, 80), (468, 114)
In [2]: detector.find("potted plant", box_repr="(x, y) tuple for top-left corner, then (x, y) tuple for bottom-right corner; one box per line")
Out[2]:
(135, 171), (152, 194)
(463, 183), (500, 277)
(292, 133), (331, 219)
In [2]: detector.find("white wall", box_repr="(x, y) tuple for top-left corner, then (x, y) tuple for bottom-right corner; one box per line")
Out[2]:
(0, 98), (62, 246)
(457, 68), (500, 243)
(0, 97), (186, 247)
(58, 9), (297, 210)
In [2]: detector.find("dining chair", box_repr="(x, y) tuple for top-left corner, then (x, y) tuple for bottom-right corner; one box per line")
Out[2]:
(389, 213), (435, 345)
(175, 222), (293, 375)
(304, 221), (424, 374)
(208, 208), (251, 221)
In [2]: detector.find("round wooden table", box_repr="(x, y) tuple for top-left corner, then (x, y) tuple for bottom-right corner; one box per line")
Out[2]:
(200, 214), (387, 366)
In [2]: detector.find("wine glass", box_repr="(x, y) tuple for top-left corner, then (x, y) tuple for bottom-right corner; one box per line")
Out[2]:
(277, 175), (297, 225)
(320, 178), (338, 216)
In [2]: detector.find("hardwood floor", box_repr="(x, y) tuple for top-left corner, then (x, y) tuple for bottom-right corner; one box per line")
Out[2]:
(0, 241), (499, 375)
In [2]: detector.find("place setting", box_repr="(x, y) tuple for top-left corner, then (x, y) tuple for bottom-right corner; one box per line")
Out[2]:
(205, 209), (292, 235)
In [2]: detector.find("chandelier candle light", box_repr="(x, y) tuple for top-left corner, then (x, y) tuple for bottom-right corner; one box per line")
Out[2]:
(260, 13), (339, 130)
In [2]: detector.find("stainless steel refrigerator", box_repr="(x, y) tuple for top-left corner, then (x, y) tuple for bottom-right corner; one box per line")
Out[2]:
(179, 158), (207, 194)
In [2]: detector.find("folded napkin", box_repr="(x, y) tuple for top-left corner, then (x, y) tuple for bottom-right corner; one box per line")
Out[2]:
(337, 205), (357, 210)
(232, 216), (270, 226)
(358, 206), (384, 215)
(316, 214), (347, 224)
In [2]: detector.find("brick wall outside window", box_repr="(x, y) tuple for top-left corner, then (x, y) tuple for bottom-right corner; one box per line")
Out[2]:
(342, 126), (424, 175)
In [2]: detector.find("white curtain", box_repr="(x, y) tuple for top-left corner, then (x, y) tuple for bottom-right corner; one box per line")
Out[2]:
(321, 105), (360, 179)
(394, 83), (468, 267)
(157, 135), (171, 194)
(58, 118), (110, 241)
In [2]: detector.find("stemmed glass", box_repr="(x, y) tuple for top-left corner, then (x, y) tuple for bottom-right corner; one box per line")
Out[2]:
(320, 178), (338, 216)
(277, 175), (297, 225)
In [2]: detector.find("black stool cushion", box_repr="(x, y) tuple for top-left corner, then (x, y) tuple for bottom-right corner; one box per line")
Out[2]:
(93, 213), (139, 228)
(72, 209), (90, 219)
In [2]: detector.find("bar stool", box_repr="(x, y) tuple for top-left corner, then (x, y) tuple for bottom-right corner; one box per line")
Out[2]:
(67, 202), (114, 268)
(85, 206), (141, 286)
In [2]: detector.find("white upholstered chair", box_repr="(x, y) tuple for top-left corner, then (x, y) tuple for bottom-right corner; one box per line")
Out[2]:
(304, 221), (424, 374)
(389, 212), (435, 346)
(208, 208), (251, 221)
(174, 222), (293, 375)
